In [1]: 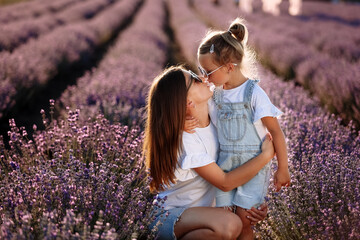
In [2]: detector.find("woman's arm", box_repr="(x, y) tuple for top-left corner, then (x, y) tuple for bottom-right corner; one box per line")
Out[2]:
(194, 134), (275, 192)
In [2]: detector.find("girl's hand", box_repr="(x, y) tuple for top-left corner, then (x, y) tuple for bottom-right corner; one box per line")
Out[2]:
(184, 116), (199, 133)
(274, 169), (291, 192)
(261, 133), (275, 160)
(246, 203), (268, 225)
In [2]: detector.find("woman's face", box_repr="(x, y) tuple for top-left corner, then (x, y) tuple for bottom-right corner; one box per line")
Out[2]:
(183, 70), (213, 104)
(198, 53), (229, 86)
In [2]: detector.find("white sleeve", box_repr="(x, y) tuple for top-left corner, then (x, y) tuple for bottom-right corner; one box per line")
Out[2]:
(208, 98), (217, 127)
(252, 85), (283, 123)
(179, 133), (215, 170)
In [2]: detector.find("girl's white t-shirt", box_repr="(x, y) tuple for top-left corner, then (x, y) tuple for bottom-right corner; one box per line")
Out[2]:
(156, 122), (219, 210)
(208, 80), (283, 140)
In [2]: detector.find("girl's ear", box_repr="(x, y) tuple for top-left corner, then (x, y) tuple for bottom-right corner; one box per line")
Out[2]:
(226, 63), (236, 72)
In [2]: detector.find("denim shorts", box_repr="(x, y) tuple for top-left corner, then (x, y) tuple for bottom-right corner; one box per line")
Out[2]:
(149, 207), (187, 240)
(216, 151), (271, 209)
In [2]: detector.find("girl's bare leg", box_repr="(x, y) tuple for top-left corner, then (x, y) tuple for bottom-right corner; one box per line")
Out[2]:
(235, 207), (254, 240)
(174, 207), (243, 240)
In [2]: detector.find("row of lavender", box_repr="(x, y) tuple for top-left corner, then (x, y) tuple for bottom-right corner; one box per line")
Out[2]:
(0, 0), (142, 119)
(248, 0), (360, 24)
(0, 0), (168, 238)
(171, 0), (360, 239)
(244, 6), (360, 64)
(280, 0), (360, 24)
(215, 0), (360, 128)
(0, 0), (115, 52)
(255, 66), (360, 240)
(167, 0), (208, 69)
(0, 0), (86, 24)
(223, 0), (360, 64)
(59, 0), (168, 126)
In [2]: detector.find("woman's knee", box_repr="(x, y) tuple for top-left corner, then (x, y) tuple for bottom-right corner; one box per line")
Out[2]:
(217, 213), (242, 239)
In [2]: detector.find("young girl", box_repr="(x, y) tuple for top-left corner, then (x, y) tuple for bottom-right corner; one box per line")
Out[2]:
(195, 18), (291, 239)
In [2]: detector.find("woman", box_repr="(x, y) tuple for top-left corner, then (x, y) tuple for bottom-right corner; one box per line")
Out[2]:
(144, 66), (274, 239)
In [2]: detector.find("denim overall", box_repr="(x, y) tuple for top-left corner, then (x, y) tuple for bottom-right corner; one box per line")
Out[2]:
(213, 80), (271, 209)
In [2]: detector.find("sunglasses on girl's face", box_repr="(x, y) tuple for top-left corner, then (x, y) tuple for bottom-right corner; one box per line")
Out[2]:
(198, 65), (223, 80)
(198, 63), (238, 80)
(186, 70), (202, 91)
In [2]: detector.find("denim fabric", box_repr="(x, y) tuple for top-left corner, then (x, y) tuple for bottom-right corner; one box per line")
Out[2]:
(149, 207), (187, 240)
(213, 80), (271, 209)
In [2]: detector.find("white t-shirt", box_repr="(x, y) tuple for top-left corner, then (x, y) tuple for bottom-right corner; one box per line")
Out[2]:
(156, 122), (219, 210)
(208, 80), (283, 140)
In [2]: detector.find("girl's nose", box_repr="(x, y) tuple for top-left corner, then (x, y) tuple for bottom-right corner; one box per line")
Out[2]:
(207, 78), (214, 84)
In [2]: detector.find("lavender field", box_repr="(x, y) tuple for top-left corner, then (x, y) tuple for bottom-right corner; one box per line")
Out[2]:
(0, 0), (359, 239)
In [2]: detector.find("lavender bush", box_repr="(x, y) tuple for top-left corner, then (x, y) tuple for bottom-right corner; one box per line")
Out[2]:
(240, 10), (360, 64)
(243, 0), (360, 24)
(60, 0), (168, 125)
(285, 0), (360, 24)
(0, 0), (115, 52)
(217, 0), (360, 64)
(255, 67), (360, 240)
(167, 0), (208, 68)
(215, 0), (360, 64)
(1, 0), (168, 237)
(0, 78), (16, 119)
(171, 1), (360, 238)
(0, 104), (155, 239)
(0, 0), (86, 24)
(295, 55), (360, 122)
(0, 0), (143, 119)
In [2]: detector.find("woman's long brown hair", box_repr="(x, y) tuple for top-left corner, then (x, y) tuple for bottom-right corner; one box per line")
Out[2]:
(143, 66), (187, 192)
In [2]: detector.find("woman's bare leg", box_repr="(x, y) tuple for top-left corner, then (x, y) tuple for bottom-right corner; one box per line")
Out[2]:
(180, 229), (219, 240)
(174, 207), (242, 240)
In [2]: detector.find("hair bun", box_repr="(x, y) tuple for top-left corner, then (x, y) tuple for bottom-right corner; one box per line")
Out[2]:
(228, 18), (248, 44)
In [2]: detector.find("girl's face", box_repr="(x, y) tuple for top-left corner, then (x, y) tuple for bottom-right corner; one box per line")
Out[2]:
(198, 53), (229, 86)
(183, 71), (213, 104)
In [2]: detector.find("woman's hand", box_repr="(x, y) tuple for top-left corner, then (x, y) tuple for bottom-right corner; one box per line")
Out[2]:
(261, 133), (275, 160)
(246, 203), (268, 225)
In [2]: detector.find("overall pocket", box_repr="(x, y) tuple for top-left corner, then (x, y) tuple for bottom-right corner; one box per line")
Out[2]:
(218, 111), (247, 142)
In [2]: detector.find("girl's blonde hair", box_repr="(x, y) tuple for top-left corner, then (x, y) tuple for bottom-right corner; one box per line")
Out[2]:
(198, 18), (258, 79)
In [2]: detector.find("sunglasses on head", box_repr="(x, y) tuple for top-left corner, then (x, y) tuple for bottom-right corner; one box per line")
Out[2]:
(186, 70), (202, 91)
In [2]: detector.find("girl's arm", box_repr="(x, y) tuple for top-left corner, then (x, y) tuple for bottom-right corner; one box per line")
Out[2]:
(261, 116), (291, 191)
(261, 116), (288, 170)
(184, 116), (199, 133)
(194, 134), (275, 192)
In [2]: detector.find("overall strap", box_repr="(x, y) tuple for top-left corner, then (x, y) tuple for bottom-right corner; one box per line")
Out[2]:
(243, 79), (260, 103)
(212, 86), (224, 106)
